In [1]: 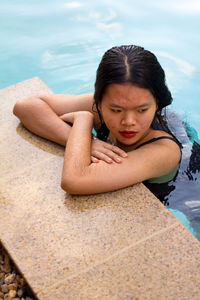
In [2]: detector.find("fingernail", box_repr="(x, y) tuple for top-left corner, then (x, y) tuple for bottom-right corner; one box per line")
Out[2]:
(116, 157), (121, 162)
(122, 153), (128, 157)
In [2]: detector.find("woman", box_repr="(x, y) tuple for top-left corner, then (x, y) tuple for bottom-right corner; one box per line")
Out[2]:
(13, 45), (182, 196)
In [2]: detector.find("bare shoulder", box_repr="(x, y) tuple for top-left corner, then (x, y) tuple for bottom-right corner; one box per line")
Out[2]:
(128, 130), (181, 177)
(150, 130), (181, 156)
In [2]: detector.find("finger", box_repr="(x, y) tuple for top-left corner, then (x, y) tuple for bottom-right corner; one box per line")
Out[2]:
(60, 113), (68, 120)
(106, 145), (128, 157)
(60, 112), (74, 123)
(91, 151), (113, 163)
(91, 156), (99, 163)
(101, 149), (124, 163)
(60, 115), (71, 124)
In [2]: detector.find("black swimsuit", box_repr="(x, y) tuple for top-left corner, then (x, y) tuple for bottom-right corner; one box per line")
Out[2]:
(135, 136), (182, 150)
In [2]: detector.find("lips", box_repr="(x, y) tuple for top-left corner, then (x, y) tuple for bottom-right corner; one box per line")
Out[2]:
(119, 131), (136, 138)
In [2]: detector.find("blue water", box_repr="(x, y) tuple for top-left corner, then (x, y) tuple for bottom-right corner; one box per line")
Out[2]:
(1, 0), (200, 239)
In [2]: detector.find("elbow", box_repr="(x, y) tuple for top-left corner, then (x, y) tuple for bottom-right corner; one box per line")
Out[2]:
(60, 178), (70, 193)
(13, 97), (31, 119)
(13, 96), (43, 120)
(13, 99), (23, 118)
(61, 174), (88, 195)
(61, 176), (80, 195)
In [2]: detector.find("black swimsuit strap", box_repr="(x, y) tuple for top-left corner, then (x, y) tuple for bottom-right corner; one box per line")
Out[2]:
(135, 136), (182, 150)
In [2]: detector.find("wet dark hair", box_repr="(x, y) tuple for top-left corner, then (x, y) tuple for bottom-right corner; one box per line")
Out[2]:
(94, 45), (173, 134)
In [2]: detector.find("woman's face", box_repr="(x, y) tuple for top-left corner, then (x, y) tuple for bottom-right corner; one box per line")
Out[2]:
(98, 83), (157, 146)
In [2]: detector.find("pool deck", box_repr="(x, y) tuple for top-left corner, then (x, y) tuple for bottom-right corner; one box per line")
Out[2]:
(0, 78), (200, 299)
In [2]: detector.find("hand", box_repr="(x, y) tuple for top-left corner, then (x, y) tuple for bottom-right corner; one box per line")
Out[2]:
(60, 112), (75, 124)
(60, 111), (93, 124)
(91, 138), (128, 163)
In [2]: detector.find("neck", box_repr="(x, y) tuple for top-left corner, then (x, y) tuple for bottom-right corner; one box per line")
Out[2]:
(116, 141), (136, 152)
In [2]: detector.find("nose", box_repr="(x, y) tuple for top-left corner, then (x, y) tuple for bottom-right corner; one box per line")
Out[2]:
(121, 112), (136, 127)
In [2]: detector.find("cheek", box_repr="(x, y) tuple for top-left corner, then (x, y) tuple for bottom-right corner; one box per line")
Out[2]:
(139, 114), (155, 130)
(104, 117), (118, 130)
(102, 111), (119, 131)
(101, 108), (117, 130)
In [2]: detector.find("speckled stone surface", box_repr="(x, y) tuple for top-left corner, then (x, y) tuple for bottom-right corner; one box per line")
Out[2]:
(1, 78), (200, 300)
(38, 223), (200, 300)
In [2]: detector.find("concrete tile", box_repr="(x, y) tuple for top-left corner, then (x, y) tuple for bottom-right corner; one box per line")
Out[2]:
(0, 155), (178, 295)
(38, 223), (200, 300)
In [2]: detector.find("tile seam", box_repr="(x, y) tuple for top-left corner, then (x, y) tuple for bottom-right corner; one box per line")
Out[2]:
(37, 222), (179, 295)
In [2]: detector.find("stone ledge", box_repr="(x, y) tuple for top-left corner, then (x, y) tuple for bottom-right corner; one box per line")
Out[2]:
(0, 78), (199, 300)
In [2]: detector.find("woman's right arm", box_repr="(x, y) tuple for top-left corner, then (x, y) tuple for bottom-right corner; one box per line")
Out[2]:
(13, 93), (127, 162)
(13, 93), (95, 146)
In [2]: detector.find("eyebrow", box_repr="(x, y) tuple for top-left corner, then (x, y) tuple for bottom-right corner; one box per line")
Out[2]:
(108, 102), (150, 108)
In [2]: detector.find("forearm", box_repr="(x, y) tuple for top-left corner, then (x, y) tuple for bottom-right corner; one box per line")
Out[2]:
(61, 112), (93, 189)
(13, 96), (71, 146)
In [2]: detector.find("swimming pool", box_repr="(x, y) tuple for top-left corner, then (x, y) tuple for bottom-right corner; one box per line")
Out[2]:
(1, 0), (200, 240)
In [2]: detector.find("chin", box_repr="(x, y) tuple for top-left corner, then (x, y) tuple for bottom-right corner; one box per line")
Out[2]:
(123, 140), (135, 145)
(117, 137), (136, 146)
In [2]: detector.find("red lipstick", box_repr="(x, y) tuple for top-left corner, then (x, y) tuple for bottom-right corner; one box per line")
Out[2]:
(119, 131), (136, 138)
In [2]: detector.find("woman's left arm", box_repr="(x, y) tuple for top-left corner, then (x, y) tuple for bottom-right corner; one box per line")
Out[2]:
(60, 112), (181, 195)
(60, 111), (94, 187)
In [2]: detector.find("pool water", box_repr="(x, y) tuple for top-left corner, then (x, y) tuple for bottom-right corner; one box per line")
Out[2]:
(1, 0), (200, 240)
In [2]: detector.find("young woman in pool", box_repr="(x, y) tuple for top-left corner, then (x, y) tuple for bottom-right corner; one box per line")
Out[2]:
(13, 45), (182, 195)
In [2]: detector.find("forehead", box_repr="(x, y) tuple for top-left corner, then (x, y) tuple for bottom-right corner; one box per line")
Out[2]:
(103, 83), (155, 107)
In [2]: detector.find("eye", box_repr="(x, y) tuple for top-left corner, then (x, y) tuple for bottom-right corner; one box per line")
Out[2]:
(110, 108), (122, 113)
(138, 108), (148, 113)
